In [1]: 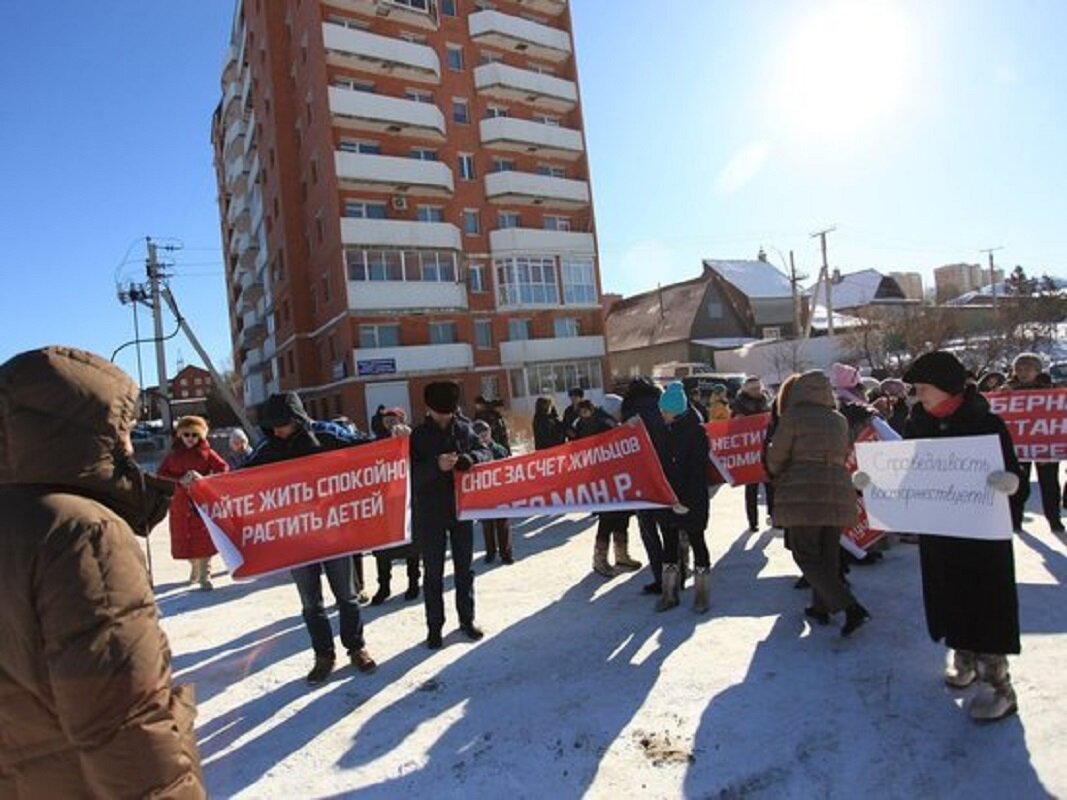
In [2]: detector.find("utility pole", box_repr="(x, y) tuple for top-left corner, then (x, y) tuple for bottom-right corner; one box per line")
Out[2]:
(811, 227), (836, 336)
(116, 282), (151, 418)
(145, 238), (173, 432)
(788, 250), (807, 338)
(980, 246), (1003, 311)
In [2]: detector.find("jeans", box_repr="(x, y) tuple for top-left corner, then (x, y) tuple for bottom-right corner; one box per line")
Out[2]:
(419, 519), (475, 631)
(637, 510), (664, 584)
(291, 556), (365, 658)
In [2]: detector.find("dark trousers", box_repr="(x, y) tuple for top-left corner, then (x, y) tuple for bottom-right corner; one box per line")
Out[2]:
(596, 512), (630, 545)
(1013, 461), (1063, 528)
(745, 483), (775, 528)
(663, 523), (710, 568)
(420, 519), (475, 632)
(374, 551), (420, 588)
(351, 553), (365, 591)
(481, 518), (512, 558)
(637, 510), (664, 584)
(291, 557), (364, 658)
(790, 526), (857, 613)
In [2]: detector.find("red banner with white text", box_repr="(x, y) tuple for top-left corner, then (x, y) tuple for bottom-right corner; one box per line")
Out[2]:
(188, 436), (410, 578)
(985, 388), (1067, 462)
(455, 421), (678, 520)
(841, 417), (900, 551)
(705, 413), (771, 486)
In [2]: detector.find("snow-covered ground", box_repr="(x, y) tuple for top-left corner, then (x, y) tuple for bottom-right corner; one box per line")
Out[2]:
(153, 477), (1066, 799)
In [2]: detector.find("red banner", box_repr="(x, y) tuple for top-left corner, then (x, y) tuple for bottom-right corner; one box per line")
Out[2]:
(455, 421), (678, 520)
(842, 417), (899, 550)
(188, 436), (410, 578)
(985, 388), (1067, 462)
(704, 413), (771, 486)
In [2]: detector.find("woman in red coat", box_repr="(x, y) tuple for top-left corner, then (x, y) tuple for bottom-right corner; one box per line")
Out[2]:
(157, 415), (228, 589)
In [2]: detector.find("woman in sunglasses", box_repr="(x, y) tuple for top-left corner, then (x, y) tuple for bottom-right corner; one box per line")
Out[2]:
(157, 415), (229, 589)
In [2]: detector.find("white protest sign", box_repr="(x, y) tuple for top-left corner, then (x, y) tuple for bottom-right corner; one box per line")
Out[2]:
(854, 435), (1012, 540)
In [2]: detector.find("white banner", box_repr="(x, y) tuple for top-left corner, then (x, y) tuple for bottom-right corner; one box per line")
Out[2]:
(854, 435), (1013, 540)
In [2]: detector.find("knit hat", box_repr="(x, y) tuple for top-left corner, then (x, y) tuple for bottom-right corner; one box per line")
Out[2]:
(903, 351), (968, 395)
(601, 393), (623, 418)
(175, 415), (208, 437)
(424, 381), (460, 414)
(879, 378), (907, 399)
(658, 381), (687, 415)
(471, 420), (491, 436)
(1012, 352), (1043, 373)
(829, 362), (861, 390)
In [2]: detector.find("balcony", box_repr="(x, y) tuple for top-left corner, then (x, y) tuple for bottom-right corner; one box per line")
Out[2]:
(500, 335), (605, 365)
(222, 43), (239, 83)
(328, 86), (446, 140)
(469, 10), (571, 62)
(249, 188), (265, 234)
(238, 241), (259, 273)
(489, 228), (595, 255)
(223, 118), (246, 161)
(240, 268), (264, 305)
(484, 170), (589, 208)
(325, 0), (440, 31)
(335, 151), (454, 196)
(479, 116), (583, 160)
(323, 22), (440, 83)
(225, 155), (249, 195)
(239, 321), (267, 350)
(474, 63), (577, 111)
(341, 217), (462, 250)
(222, 80), (241, 122)
(513, 0), (567, 15)
(347, 280), (468, 312)
(352, 342), (473, 377)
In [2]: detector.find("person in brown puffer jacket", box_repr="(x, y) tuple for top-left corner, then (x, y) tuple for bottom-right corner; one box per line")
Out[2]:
(0, 346), (205, 799)
(765, 370), (870, 637)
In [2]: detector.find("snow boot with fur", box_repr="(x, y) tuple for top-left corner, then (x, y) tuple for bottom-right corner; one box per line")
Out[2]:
(655, 564), (681, 612)
(692, 566), (710, 613)
(593, 542), (617, 577)
(967, 655), (1017, 722)
(945, 649), (978, 689)
(612, 531), (642, 571)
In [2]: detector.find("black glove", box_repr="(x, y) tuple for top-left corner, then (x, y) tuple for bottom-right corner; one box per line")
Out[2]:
(454, 453), (474, 472)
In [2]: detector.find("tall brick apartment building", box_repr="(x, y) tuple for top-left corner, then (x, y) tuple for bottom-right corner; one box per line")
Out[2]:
(211, 0), (606, 429)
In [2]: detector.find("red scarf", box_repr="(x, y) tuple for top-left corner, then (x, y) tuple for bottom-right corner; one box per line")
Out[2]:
(927, 393), (965, 419)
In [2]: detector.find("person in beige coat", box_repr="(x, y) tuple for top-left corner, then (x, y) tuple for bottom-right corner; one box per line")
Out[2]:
(765, 370), (870, 637)
(0, 346), (205, 798)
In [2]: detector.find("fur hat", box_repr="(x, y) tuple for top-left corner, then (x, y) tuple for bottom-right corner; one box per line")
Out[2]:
(879, 378), (907, 399)
(658, 382), (688, 415)
(829, 362), (861, 390)
(175, 415), (208, 437)
(424, 381), (460, 414)
(601, 393), (623, 418)
(903, 351), (968, 395)
(1012, 352), (1043, 373)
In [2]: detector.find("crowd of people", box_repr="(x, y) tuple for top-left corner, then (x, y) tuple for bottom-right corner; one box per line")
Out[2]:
(2, 344), (1063, 796)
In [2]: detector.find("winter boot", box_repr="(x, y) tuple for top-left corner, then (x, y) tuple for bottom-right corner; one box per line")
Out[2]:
(692, 566), (710, 613)
(350, 648), (378, 674)
(188, 562), (197, 584)
(371, 579), (391, 606)
(968, 655), (1017, 722)
(612, 531), (642, 571)
(655, 564), (681, 612)
(593, 542), (617, 577)
(945, 649), (978, 689)
(197, 559), (214, 591)
(840, 602), (870, 637)
(306, 654), (335, 685)
(678, 532), (691, 589)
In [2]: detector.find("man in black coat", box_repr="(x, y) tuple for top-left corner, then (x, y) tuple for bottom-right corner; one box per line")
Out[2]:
(560, 386), (584, 441)
(731, 376), (775, 530)
(245, 392), (378, 685)
(410, 381), (493, 649)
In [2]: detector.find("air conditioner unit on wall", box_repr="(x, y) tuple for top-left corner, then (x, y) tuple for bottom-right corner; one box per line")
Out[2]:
(391, 196), (408, 211)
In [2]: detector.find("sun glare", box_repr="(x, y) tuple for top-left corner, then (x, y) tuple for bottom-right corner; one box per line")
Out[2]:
(777, 1), (914, 140)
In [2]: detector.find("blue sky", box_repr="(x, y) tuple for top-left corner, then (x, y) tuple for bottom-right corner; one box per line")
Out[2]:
(2, 1), (1065, 382)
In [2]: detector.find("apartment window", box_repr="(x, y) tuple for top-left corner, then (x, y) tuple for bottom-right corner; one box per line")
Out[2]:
(335, 77), (375, 93)
(429, 321), (458, 345)
(359, 324), (401, 349)
(458, 153), (476, 180)
(543, 215), (571, 231)
(498, 211), (522, 229)
(344, 200), (387, 219)
(485, 105), (509, 119)
(390, 0), (431, 10)
(533, 114), (561, 127)
(325, 15), (369, 30)
(446, 44), (464, 71)
(452, 98), (470, 124)
(509, 359), (602, 398)
(346, 248), (456, 282)
(399, 32), (428, 44)
(508, 319), (532, 341)
(481, 375), (500, 400)
(417, 205), (445, 222)
(480, 52), (502, 65)
(417, 250), (456, 282)
(474, 319), (493, 349)
(536, 164), (566, 178)
(496, 256), (559, 306)
(492, 157), (516, 172)
(468, 263), (487, 293)
(462, 209), (480, 235)
(339, 139), (381, 154)
(406, 88), (434, 103)
(562, 257), (597, 305)
(441, 0), (457, 15)
(322, 275), (331, 303)
(410, 147), (438, 161)
(553, 317), (581, 338)
(706, 294), (723, 319)
(762, 326), (782, 340)
(315, 215), (325, 243)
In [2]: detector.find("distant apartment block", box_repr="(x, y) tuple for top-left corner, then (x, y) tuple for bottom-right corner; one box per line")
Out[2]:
(211, 0), (605, 428)
(934, 262), (1003, 303)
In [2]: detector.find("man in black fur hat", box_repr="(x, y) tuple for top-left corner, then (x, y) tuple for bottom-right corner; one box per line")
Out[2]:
(410, 381), (493, 648)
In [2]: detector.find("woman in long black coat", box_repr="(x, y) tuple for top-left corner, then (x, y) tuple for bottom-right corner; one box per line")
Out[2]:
(901, 351), (1023, 722)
